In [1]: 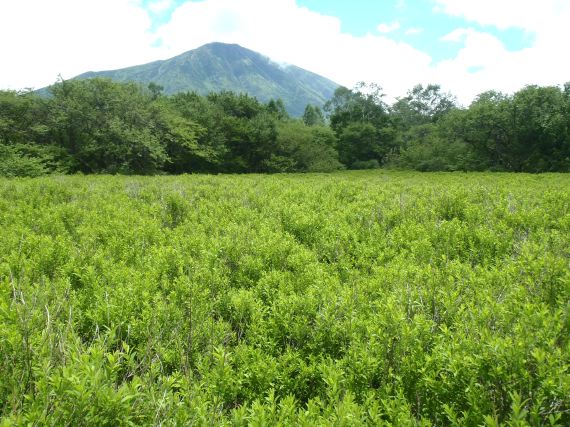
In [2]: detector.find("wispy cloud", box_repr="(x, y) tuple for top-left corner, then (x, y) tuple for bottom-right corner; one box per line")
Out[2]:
(440, 28), (470, 42)
(147, 0), (173, 14)
(377, 21), (401, 33)
(405, 27), (423, 35)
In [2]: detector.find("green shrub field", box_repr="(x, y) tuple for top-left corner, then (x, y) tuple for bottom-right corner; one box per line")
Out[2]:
(1, 171), (569, 425)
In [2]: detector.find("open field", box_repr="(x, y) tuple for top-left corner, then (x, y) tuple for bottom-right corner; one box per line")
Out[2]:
(1, 171), (569, 425)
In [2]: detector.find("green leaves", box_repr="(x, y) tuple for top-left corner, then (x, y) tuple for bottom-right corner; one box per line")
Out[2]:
(0, 171), (569, 424)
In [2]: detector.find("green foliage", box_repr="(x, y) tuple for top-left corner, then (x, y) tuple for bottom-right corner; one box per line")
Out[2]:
(325, 84), (397, 167)
(147, 82), (164, 100)
(267, 121), (342, 172)
(302, 104), (325, 126)
(325, 83), (390, 135)
(350, 159), (381, 170)
(48, 78), (172, 174)
(443, 85), (570, 172)
(338, 122), (380, 167)
(323, 82), (570, 172)
(2, 79), (570, 175)
(0, 145), (49, 177)
(0, 90), (50, 146)
(388, 124), (484, 171)
(392, 84), (457, 128)
(1, 171), (569, 424)
(267, 99), (290, 121)
(165, 91), (229, 172)
(0, 142), (71, 177)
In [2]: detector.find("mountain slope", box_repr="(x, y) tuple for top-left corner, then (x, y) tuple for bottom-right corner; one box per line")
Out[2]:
(74, 43), (339, 116)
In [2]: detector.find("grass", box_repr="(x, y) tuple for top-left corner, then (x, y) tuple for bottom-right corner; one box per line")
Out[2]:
(1, 171), (569, 425)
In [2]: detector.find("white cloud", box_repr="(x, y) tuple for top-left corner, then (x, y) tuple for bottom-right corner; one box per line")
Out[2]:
(377, 22), (401, 34)
(434, 0), (567, 31)
(1, 0), (569, 106)
(434, 29), (514, 101)
(432, 0), (570, 104)
(440, 28), (469, 42)
(154, 0), (432, 98)
(440, 28), (506, 68)
(405, 27), (424, 35)
(0, 0), (161, 90)
(0, 0), (433, 100)
(148, 0), (173, 13)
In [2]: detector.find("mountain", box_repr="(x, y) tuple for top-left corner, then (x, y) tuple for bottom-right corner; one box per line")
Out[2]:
(72, 43), (339, 116)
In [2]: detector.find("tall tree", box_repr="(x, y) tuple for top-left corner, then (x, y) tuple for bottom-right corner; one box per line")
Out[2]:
(324, 83), (395, 167)
(392, 84), (457, 129)
(266, 121), (341, 172)
(147, 82), (164, 100)
(266, 99), (289, 121)
(48, 78), (171, 174)
(509, 85), (568, 171)
(441, 85), (570, 171)
(325, 83), (389, 134)
(302, 104), (325, 126)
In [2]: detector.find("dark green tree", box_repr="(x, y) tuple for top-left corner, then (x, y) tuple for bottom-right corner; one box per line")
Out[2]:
(166, 92), (228, 172)
(325, 83), (395, 167)
(0, 89), (70, 175)
(509, 85), (568, 171)
(443, 86), (570, 171)
(325, 83), (390, 134)
(265, 121), (341, 172)
(302, 105), (325, 126)
(267, 99), (289, 121)
(337, 122), (380, 168)
(48, 78), (171, 174)
(147, 82), (164, 100)
(392, 84), (457, 129)
(205, 92), (278, 172)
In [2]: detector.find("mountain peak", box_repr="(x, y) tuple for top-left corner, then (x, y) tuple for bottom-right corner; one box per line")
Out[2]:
(71, 43), (338, 116)
(201, 42), (246, 49)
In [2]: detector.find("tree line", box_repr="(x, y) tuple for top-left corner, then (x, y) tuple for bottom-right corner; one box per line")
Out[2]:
(1, 78), (569, 176)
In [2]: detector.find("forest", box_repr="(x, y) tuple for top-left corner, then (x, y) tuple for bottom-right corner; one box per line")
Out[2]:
(1, 78), (569, 177)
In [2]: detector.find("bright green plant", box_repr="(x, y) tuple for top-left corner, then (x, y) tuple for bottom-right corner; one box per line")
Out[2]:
(1, 171), (569, 425)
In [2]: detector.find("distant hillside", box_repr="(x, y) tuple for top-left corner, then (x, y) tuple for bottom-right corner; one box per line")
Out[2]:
(72, 42), (339, 116)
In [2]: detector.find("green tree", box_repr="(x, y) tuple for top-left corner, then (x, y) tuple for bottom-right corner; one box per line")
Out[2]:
(267, 99), (289, 121)
(199, 91), (279, 172)
(302, 105), (325, 126)
(509, 85), (568, 171)
(446, 91), (512, 170)
(208, 91), (264, 119)
(48, 78), (170, 174)
(325, 83), (389, 134)
(324, 83), (394, 167)
(265, 121), (341, 172)
(392, 84), (457, 129)
(165, 92), (228, 172)
(147, 82), (164, 100)
(443, 86), (570, 171)
(387, 123), (482, 171)
(337, 122), (380, 168)
(0, 90), (51, 146)
(0, 89), (70, 175)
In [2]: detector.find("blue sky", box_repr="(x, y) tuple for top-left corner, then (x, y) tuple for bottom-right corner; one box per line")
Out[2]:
(297, 0), (535, 62)
(140, 0), (535, 62)
(1, 0), (568, 104)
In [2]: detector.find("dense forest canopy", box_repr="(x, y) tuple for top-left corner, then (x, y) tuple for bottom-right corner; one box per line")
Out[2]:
(1, 78), (569, 176)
